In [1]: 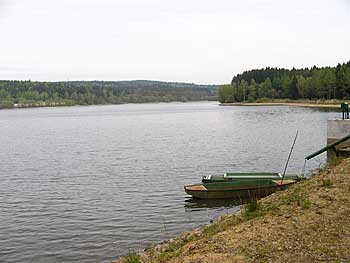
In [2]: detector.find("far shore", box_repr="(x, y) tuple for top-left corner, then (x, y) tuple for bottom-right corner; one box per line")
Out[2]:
(221, 100), (343, 109)
(0, 100), (217, 110)
(2, 100), (345, 111)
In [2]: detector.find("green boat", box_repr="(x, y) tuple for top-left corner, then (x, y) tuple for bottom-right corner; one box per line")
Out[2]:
(185, 132), (303, 199)
(201, 172), (301, 183)
(185, 173), (298, 199)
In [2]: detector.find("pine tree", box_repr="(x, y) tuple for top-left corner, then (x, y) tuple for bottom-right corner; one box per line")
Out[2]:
(289, 76), (299, 99)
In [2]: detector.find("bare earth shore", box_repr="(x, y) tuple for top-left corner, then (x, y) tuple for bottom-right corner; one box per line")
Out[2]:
(115, 158), (350, 263)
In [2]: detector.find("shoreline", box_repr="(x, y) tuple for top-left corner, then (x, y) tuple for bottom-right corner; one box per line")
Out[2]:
(115, 158), (350, 262)
(220, 101), (341, 109)
(1, 100), (344, 110)
(0, 100), (217, 110)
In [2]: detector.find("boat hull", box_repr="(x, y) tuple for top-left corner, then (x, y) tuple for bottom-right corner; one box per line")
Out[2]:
(184, 180), (295, 200)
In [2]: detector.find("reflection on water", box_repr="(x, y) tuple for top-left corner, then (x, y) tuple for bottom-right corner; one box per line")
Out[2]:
(184, 197), (250, 210)
(184, 197), (244, 222)
(308, 107), (340, 113)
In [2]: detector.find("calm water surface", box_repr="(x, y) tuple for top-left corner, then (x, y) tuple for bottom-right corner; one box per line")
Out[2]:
(0, 102), (338, 262)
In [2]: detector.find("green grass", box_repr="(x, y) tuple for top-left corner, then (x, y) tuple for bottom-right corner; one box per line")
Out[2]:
(203, 221), (227, 236)
(321, 178), (333, 187)
(300, 198), (311, 209)
(328, 155), (344, 167)
(154, 240), (185, 262)
(246, 243), (273, 261)
(246, 200), (260, 212)
(156, 251), (171, 262)
(164, 240), (184, 253)
(278, 188), (311, 207)
(203, 215), (240, 236)
(244, 200), (264, 220)
(263, 202), (281, 213)
(259, 187), (312, 213)
(125, 253), (140, 263)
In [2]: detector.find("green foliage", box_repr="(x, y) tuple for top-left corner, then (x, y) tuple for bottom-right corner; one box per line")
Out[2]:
(289, 76), (299, 99)
(261, 77), (272, 98)
(247, 79), (257, 102)
(0, 100), (14, 109)
(0, 80), (218, 107)
(125, 253), (140, 263)
(255, 97), (271, 103)
(218, 84), (234, 103)
(219, 62), (350, 103)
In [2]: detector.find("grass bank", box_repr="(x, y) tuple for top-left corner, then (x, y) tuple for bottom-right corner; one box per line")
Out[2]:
(114, 158), (350, 263)
(221, 99), (345, 109)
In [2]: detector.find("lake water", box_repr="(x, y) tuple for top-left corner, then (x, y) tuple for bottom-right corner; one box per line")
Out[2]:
(0, 102), (339, 262)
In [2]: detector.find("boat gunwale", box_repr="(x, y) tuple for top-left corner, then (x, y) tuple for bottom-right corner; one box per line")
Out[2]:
(202, 174), (301, 182)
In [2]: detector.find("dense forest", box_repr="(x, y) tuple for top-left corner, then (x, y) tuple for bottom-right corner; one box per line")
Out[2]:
(219, 61), (350, 103)
(0, 80), (217, 108)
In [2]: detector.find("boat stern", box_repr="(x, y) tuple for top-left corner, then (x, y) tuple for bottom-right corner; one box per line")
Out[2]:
(184, 184), (209, 199)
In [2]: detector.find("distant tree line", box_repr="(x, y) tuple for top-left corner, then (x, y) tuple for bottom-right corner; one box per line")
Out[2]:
(219, 61), (350, 103)
(0, 80), (217, 109)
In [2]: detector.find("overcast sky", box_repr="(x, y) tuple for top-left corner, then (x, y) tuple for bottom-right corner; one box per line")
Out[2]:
(0, 0), (349, 84)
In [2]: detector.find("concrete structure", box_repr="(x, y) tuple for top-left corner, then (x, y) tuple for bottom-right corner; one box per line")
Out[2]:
(327, 120), (350, 160)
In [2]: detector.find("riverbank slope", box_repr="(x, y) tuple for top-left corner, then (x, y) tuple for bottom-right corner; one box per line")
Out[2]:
(116, 158), (350, 263)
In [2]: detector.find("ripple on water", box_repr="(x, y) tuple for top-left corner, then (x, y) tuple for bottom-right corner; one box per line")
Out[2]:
(0, 102), (336, 263)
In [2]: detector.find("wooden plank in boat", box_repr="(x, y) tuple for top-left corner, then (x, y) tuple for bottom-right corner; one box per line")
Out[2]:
(186, 185), (207, 191)
(272, 179), (296, 186)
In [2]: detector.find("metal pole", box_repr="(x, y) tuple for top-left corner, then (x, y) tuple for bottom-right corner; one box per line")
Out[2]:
(281, 131), (299, 185)
(305, 133), (350, 160)
(301, 158), (307, 178)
